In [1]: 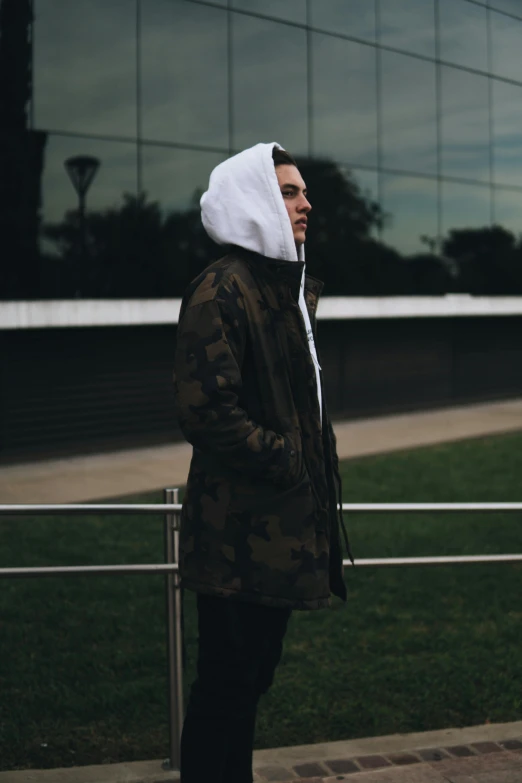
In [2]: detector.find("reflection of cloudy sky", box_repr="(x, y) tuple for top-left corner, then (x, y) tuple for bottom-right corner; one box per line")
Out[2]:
(439, 0), (488, 71)
(142, 147), (226, 213)
(348, 168), (379, 239)
(309, 0), (376, 40)
(490, 11), (522, 82)
(33, 0), (137, 137)
(440, 67), (489, 182)
(232, 0), (306, 25)
(41, 137), (223, 226)
(490, 0), (522, 15)
(490, 0), (521, 14)
(231, 14), (308, 154)
(492, 81), (522, 187)
(494, 189), (522, 238)
(312, 34), (377, 166)
(380, 0), (436, 58)
(381, 175), (438, 256)
(441, 181), (491, 235)
(32, 0), (522, 258)
(141, 0), (229, 148)
(380, 50), (438, 174)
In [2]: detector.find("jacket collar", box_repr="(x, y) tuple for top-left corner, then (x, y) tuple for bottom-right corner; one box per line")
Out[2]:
(233, 246), (324, 305)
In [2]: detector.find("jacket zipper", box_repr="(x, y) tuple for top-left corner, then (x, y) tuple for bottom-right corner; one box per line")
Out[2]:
(286, 297), (328, 531)
(252, 268), (326, 527)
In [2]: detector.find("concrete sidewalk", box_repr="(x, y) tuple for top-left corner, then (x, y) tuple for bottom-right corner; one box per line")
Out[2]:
(1, 397), (521, 504)
(1, 721), (521, 782)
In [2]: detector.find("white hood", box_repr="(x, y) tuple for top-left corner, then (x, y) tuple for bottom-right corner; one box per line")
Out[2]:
(200, 142), (322, 424)
(200, 142), (304, 262)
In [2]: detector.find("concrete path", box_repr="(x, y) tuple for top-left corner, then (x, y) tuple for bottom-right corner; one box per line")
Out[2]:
(1, 397), (521, 504)
(1, 721), (521, 782)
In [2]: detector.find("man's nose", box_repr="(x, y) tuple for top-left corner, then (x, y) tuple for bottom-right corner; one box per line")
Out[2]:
(299, 196), (311, 213)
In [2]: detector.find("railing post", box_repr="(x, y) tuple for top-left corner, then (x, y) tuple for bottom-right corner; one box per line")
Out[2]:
(163, 488), (184, 772)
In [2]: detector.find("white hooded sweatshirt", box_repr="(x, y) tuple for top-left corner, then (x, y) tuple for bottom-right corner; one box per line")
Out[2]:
(200, 142), (322, 425)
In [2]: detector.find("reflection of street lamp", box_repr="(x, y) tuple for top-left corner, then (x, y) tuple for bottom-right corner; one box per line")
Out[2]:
(64, 155), (100, 260)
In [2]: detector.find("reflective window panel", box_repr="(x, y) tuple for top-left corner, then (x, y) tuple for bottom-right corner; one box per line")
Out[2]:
(311, 34), (377, 166)
(231, 14), (308, 154)
(488, 1), (522, 16)
(141, 0), (228, 148)
(33, 0), (137, 137)
(494, 188), (522, 237)
(379, 0), (435, 59)
(231, 0), (306, 24)
(349, 168), (380, 239)
(492, 80), (522, 187)
(438, 0), (488, 72)
(381, 175), (438, 256)
(441, 181), (492, 237)
(380, 51), (437, 175)
(440, 67), (490, 183)
(490, 9), (522, 82)
(141, 146), (226, 213)
(309, 0), (376, 42)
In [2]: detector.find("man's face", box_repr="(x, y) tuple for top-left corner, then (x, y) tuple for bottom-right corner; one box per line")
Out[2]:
(275, 164), (311, 247)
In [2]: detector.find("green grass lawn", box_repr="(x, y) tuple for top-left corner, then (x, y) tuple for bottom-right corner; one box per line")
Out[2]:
(1, 431), (522, 770)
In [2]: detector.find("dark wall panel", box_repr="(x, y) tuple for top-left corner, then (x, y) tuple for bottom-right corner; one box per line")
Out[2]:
(1, 316), (522, 463)
(0, 326), (179, 462)
(328, 319), (454, 416)
(453, 318), (522, 401)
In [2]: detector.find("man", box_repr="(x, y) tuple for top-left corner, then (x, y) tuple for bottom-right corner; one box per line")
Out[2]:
(173, 142), (353, 783)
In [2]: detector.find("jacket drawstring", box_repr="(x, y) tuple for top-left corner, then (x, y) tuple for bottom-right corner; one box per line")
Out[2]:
(333, 462), (355, 566)
(252, 261), (353, 563)
(256, 273), (327, 521)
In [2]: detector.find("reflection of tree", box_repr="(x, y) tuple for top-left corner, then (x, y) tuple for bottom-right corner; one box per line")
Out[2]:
(42, 192), (217, 297)
(4, 141), (522, 297)
(0, 0), (47, 298)
(295, 158), (455, 295)
(443, 225), (522, 295)
(39, 165), (522, 298)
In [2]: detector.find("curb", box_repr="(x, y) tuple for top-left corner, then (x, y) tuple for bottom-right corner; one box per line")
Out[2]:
(2, 721), (522, 783)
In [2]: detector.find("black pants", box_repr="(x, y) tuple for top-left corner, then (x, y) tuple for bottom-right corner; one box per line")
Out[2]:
(180, 593), (292, 783)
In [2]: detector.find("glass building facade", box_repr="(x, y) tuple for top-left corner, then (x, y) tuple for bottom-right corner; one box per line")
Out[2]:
(2, 0), (522, 298)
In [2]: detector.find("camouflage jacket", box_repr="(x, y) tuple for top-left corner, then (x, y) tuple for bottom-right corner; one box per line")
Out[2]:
(173, 247), (352, 610)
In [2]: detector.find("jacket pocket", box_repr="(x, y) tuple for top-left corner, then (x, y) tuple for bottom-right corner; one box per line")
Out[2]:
(228, 472), (319, 565)
(229, 471), (312, 514)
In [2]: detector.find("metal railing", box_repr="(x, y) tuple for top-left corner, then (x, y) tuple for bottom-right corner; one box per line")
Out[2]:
(0, 489), (185, 771)
(1, 496), (522, 771)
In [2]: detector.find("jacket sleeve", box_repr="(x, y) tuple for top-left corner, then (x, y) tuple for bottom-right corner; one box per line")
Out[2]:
(173, 280), (301, 486)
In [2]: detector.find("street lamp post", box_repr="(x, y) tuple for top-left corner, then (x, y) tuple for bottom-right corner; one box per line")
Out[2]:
(64, 155), (100, 273)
